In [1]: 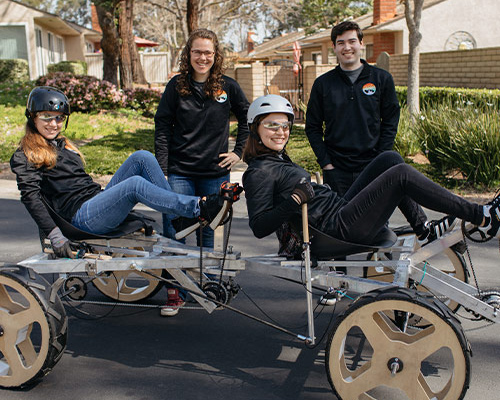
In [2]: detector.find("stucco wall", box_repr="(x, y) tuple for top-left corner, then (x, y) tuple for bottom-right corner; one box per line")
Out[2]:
(384, 0), (500, 54)
(389, 46), (500, 89)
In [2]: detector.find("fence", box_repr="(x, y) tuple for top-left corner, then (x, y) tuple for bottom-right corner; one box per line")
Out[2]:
(85, 52), (170, 85)
(388, 46), (500, 89)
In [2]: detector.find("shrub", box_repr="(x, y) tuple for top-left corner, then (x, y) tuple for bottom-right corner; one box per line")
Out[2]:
(47, 61), (87, 75)
(0, 59), (29, 83)
(36, 72), (125, 112)
(396, 86), (500, 110)
(415, 101), (500, 187)
(394, 106), (422, 157)
(122, 87), (162, 117)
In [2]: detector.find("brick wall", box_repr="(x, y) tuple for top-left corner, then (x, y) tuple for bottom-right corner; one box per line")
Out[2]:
(389, 47), (500, 89)
(370, 32), (395, 63)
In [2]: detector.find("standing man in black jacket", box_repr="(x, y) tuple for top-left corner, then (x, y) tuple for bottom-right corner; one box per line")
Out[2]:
(306, 20), (400, 196)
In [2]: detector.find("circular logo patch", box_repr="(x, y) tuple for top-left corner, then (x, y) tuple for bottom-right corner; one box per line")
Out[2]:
(216, 90), (228, 103)
(362, 83), (376, 96)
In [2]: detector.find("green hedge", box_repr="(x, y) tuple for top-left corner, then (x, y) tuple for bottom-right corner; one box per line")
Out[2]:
(396, 86), (500, 109)
(0, 59), (29, 83)
(47, 61), (88, 75)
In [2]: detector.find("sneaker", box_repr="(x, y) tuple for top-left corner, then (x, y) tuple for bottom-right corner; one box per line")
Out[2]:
(478, 191), (500, 238)
(160, 288), (185, 317)
(418, 216), (457, 246)
(172, 182), (242, 240)
(319, 291), (337, 306)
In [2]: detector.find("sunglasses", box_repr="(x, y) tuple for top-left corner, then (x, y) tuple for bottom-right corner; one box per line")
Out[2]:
(37, 114), (67, 123)
(261, 121), (292, 132)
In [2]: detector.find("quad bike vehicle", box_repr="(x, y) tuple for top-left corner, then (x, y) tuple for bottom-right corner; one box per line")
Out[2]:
(1, 185), (499, 400)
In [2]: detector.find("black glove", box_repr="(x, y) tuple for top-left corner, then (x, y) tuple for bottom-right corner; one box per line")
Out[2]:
(291, 178), (315, 205)
(48, 227), (75, 259)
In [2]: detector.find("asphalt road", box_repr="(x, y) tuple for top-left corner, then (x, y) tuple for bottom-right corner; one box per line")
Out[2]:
(1, 197), (499, 400)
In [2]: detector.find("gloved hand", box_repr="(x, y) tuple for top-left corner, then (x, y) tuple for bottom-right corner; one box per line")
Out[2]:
(291, 178), (315, 205)
(48, 227), (74, 259)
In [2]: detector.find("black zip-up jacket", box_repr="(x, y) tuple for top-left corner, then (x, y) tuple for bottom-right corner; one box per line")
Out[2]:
(10, 138), (101, 235)
(306, 60), (400, 172)
(154, 74), (250, 178)
(243, 153), (346, 238)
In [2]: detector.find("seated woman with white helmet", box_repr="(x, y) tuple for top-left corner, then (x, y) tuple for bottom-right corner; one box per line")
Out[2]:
(242, 94), (499, 257)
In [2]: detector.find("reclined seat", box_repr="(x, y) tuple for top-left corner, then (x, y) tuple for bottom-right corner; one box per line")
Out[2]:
(309, 225), (397, 260)
(40, 197), (154, 243)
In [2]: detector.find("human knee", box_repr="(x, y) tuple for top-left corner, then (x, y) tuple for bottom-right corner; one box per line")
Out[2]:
(381, 150), (404, 165)
(130, 150), (154, 162)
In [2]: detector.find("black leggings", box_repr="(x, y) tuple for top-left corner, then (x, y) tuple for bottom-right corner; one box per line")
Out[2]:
(324, 152), (484, 244)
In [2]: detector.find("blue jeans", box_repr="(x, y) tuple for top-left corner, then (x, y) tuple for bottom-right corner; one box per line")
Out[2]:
(72, 151), (200, 235)
(164, 173), (229, 248)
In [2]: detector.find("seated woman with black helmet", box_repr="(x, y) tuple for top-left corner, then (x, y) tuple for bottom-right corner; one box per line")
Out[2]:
(10, 86), (230, 260)
(242, 95), (500, 256)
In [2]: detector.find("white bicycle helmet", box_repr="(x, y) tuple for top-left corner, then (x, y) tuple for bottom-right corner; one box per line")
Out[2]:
(247, 94), (294, 124)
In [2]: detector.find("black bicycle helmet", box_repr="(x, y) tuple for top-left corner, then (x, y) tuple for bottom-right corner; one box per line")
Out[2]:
(25, 86), (70, 118)
(25, 86), (70, 132)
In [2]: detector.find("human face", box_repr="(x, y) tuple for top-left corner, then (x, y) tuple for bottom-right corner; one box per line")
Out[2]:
(333, 30), (363, 70)
(190, 38), (215, 82)
(257, 113), (291, 152)
(34, 111), (65, 140)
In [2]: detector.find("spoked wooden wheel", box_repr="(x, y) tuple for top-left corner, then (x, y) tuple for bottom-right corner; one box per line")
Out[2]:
(326, 287), (470, 400)
(91, 269), (165, 302)
(0, 266), (67, 388)
(366, 245), (467, 313)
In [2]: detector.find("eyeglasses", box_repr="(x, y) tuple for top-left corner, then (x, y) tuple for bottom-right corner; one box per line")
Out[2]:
(37, 114), (67, 123)
(191, 49), (215, 58)
(261, 121), (292, 132)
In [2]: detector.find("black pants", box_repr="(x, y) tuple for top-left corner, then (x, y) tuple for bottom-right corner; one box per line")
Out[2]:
(324, 152), (484, 244)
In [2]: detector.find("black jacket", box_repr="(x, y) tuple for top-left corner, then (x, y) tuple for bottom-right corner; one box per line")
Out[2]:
(242, 153), (345, 239)
(10, 138), (101, 235)
(154, 74), (250, 178)
(306, 60), (400, 171)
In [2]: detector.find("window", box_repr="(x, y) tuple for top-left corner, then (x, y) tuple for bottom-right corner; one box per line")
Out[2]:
(311, 52), (322, 64)
(55, 36), (64, 62)
(48, 32), (55, 63)
(365, 44), (373, 61)
(0, 25), (28, 60)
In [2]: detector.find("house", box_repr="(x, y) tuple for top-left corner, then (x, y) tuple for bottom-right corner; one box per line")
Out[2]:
(0, 0), (102, 79)
(243, 0), (500, 65)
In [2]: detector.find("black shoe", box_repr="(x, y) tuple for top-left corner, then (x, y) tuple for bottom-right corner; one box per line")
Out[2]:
(418, 216), (457, 246)
(172, 217), (201, 240)
(479, 191), (500, 238)
(199, 193), (228, 230)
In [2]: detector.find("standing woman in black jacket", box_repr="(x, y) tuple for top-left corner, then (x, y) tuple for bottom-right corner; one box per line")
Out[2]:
(10, 86), (228, 260)
(155, 28), (250, 248)
(242, 95), (500, 253)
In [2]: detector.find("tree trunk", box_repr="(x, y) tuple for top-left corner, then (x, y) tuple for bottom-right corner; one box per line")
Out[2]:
(118, 0), (133, 89)
(187, 0), (199, 33)
(95, 2), (119, 86)
(404, 0), (424, 117)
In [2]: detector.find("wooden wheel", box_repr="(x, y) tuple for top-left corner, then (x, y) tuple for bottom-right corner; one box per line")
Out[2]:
(91, 247), (165, 302)
(0, 266), (67, 388)
(91, 270), (165, 302)
(366, 246), (467, 313)
(326, 287), (470, 400)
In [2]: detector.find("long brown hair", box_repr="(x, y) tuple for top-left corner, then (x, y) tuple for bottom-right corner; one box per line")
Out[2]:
(20, 124), (83, 169)
(176, 28), (224, 99)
